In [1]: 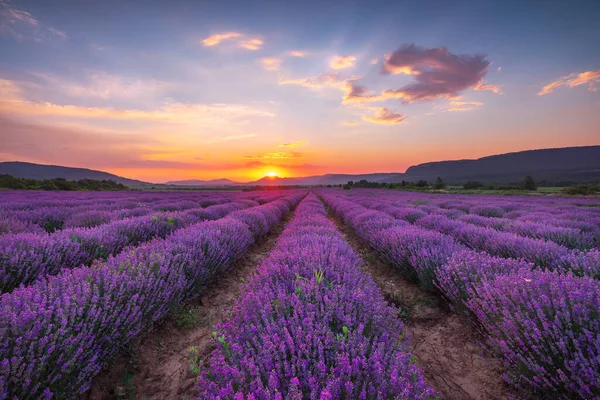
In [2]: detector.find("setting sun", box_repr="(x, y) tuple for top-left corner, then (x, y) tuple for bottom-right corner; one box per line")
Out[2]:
(267, 171), (277, 177)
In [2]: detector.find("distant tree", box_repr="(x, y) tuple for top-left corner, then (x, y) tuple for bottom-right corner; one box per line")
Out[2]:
(523, 175), (537, 191)
(463, 180), (484, 190)
(415, 180), (429, 188)
(342, 184), (351, 190)
(433, 176), (445, 190)
(347, 181), (354, 187)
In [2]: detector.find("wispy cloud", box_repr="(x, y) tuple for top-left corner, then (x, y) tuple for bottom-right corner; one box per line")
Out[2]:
(242, 151), (302, 160)
(278, 141), (307, 148)
(342, 80), (383, 104)
(202, 31), (262, 50)
(475, 82), (502, 94)
(330, 55), (357, 70)
(260, 57), (281, 71)
(382, 44), (491, 103)
(340, 121), (360, 126)
(288, 50), (307, 57)
(208, 133), (257, 142)
(538, 70), (600, 96)
(30, 71), (172, 100)
(0, 0), (66, 40)
(202, 31), (242, 46)
(362, 108), (405, 125)
(0, 79), (274, 124)
(279, 72), (350, 91)
(239, 38), (263, 50)
(443, 98), (484, 112)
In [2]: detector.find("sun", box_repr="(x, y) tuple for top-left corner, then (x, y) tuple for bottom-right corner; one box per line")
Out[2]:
(267, 171), (277, 177)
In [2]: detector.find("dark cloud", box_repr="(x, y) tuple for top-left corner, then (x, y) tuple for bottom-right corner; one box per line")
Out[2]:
(382, 44), (491, 103)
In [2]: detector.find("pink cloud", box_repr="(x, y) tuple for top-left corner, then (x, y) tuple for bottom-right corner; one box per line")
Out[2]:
(202, 32), (262, 50)
(259, 57), (281, 71)
(538, 70), (600, 96)
(382, 44), (491, 103)
(330, 55), (356, 70)
(362, 108), (405, 125)
(202, 32), (242, 46)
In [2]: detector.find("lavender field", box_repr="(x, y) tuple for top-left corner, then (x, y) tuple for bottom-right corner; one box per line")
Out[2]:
(0, 189), (599, 399)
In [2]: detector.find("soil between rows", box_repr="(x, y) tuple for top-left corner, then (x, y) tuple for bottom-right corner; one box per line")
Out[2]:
(84, 212), (294, 400)
(324, 203), (511, 400)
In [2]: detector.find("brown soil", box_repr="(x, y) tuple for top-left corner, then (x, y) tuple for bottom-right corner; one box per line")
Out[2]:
(83, 213), (292, 400)
(325, 206), (511, 400)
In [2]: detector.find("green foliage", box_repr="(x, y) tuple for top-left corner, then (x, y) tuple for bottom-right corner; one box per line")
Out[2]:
(463, 180), (484, 190)
(522, 175), (537, 191)
(0, 174), (128, 191)
(175, 305), (204, 329)
(187, 346), (203, 376)
(562, 183), (600, 195)
(432, 176), (445, 189)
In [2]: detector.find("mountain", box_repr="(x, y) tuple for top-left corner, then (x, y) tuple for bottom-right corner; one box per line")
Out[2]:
(0, 162), (152, 188)
(166, 178), (241, 186)
(245, 173), (405, 186)
(2, 145), (599, 189)
(397, 145), (600, 184)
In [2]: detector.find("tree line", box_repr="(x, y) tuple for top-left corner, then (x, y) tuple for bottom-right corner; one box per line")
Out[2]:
(0, 174), (129, 191)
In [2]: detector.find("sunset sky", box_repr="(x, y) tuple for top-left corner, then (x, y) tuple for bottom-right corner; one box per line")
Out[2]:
(1, 0), (599, 183)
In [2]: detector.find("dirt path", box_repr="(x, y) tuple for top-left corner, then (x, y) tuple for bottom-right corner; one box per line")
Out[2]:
(84, 213), (293, 400)
(324, 204), (510, 400)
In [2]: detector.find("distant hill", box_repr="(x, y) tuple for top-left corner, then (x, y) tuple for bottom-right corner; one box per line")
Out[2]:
(396, 146), (600, 185)
(166, 178), (241, 186)
(245, 173), (405, 186)
(2, 145), (599, 188)
(0, 162), (152, 188)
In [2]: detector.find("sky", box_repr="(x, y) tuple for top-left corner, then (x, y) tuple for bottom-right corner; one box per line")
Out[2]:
(0, 0), (599, 183)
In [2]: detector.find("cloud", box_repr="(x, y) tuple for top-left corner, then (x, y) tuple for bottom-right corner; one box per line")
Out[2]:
(443, 98), (484, 112)
(538, 70), (600, 96)
(362, 108), (405, 125)
(242, 151), (302, 160)
(370, 58), (379, 65)
(30, 72), (172, 100)
(0, 1), (66, 40)
(202, 32), (242, 46)
(245, 161), (324, 170)
(497, 66), (502, 72)
(288, 51), (307, 57)
(330, 55), (357, 70)
(278, 141), (307, 148)
(279, 72), (350, 91)
(475, 82), (502, 94)
(208, 133), (256, 142)
(342, 80), (384, 104)
(381, 44), (491, 103)
(239, 38), (263, 50)
(260, 57), (281, 71)
(340, 121), (360, 126)
(201, 32), (262, 50)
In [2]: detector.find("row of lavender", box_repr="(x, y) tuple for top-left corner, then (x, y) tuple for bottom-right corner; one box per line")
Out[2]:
(198, 194), (435, 399)
(0, 191), (306, 399)
(347, 192), (600, 279)
(0, 195), (277, 293)
(0, 191), (270, 234)
(347, 190), (600, 250)
(322, 193), (599, 399)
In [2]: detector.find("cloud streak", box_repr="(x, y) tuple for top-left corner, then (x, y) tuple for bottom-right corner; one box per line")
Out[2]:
(0, 1), (66, 40)
(362, 108), (405, 125)
(538, 70), (600, 96)
(202, 31), (263, 50)
(278, 141), (307, 148)
(330, 55), (357, 70)
(382, 44), (491, 103)
(260, 57), (281, 71)
(242, 151), (302, 160)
